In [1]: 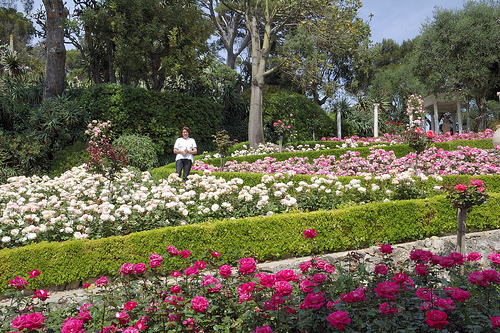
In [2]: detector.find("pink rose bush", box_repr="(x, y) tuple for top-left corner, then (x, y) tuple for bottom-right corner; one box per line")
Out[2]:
(2, 232), (500, 332)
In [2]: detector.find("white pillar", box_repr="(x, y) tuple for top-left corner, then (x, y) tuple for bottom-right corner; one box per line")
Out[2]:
(433, 102), (439, 133)
(337, 106), (342, 139)
(457, 100), (463, 134)
(373, 103), (380, 137)
(451, 111), (456, 134)
(466, 104), (471, 132)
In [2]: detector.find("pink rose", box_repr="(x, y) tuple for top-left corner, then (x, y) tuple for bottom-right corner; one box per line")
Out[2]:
(191, 296), (209, 313)
(238, 257), (256, 275)
(467, 252), (482, 261)
(219, 265), (232, 277)
(167, 245), (179, 256)
(194, 261), (206, 269)
(379, 302), (397, 315)
(133, 263), (147, 274)
(324, 264), (335, 273)
(77, 310), (91, 323)
(11, 314), (27, 330)
(28, 269), (41, 278)
(95, 276), (108, 287)
(259, 274), (277, 288)
(425, 310), (449, 329)
(124, 301), (138, 310)
(326, 310), (351, 330)
(491, 317), (500, 329)
(426, 130), (435, 139)
(470, 179), (484, 188)
(185, 266), (199, 276)
(276, 269), (295, 281)
(415, 264), (429, 276)
(170, 270), (182, 277)
(303, 229), (316, 239)
(455, 184), (467, 192)
(202, 275), (221, 293)
(301, 292), (324, 310)
(211, 251), (221, 257)
(374, 265), (388, 275)
(300, 261), (312, 272)
(179, 250), (192, 258)
(379, 244), (393, 254)
(61, 317), (84, 333)
(33, 289), (49, 301)
(115, 309), (130, 325)
(253, 326), (273, 333)
(488, 253), (500, 265)
(451, 288), (470, 302)
(312, 273), (326, 284)
(299, 279), (317, 293)
(120, 263), (134, 275)
(468, 271), (488, 287)
(149, 253), (163, 267)
(8, 276), (28, 290)
(374, 281), (399, 300)
(274, 281), (293, 296)
(414, 127), (423, 134)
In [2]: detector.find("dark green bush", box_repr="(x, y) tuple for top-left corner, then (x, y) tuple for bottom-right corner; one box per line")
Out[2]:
(263, 89), (337, 143)
(48, 141), (89, 178)
(114, 134), (158, 171)
(77, 83), (223, 163)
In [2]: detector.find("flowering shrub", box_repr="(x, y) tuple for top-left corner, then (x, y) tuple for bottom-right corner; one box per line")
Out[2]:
(195, 145), (500, 177)
(213, 130), (236, 156)
(442, 178), (489, 210)
(2, 230), (500, 332)
(0, 165), (448, 248)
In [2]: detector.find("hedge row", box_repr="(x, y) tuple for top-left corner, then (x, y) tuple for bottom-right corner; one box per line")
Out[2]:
(1, 194), (499, 294)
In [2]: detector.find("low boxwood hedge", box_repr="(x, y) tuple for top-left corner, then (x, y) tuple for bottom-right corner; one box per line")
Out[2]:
(1, 193), (499, 294)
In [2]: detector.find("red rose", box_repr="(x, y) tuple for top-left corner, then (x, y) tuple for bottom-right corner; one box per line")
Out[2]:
(425, 310), (449, 329)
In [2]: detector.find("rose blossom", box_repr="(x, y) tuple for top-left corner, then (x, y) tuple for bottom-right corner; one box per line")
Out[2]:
(95, 276), (108, 287)
(374, 265), (388, 275)
(426, 130), (435, 139)
(425, 310), (449, 329)
(455, 184), (467, 192)
(33, 289), (49, 301)
(133, 263), (147, 274)
(167, 245), (179, 256)
(299, 279), (317, 293)
(326, 310), (351, 329)
(300, 292), (325, 310)
(491, 317), (500, 329)
(379, 244), (393, 254)
(470, 179), (484, 188)
(274, 281), (293, 296)
(61, 317), (84, 333)
(211, 251), (221, 257)
(179, 250), (192, 258)
(303, 229), (316, 239)
(115, 309), (130, 325)
(379, 302), (398, 315)
(415, 264), (429, 276)
(191, 296), (209, 313)
(374, 281), (399, 300)
(120, 263), (134, 275)
(452, 288), (470, 302)
(28, 269), (41, 278)
(467, 252), (482, 261)
(488, 253), (500, 265)
(219, 265), (232, 277)
(202, 275), (222, 293)
(124, 301), (138, 310)
(300, 261), (312, 272)
(239, 257), (256, 275)
(8, 276), (28, 290)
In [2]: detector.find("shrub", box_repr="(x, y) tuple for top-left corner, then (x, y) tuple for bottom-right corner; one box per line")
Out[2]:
(48, 141), (88, 178)
(113, 134), (158, 171)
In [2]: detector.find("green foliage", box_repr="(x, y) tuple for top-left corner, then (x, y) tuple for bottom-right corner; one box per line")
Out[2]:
(412, 1), (500, 130)
(48, 141), (89, 178)
(113, 134), (158, 171)
(77, 83), (222, 163)
(263, 89), (336, 143)
(0, 130), (48, 183)
(1, 194), (500, 293)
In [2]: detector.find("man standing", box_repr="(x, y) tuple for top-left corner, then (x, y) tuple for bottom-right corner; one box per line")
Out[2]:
(173, 127), (197, 182)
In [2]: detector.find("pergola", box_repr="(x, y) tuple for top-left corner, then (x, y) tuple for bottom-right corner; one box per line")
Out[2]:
(423, 92), (471, 134)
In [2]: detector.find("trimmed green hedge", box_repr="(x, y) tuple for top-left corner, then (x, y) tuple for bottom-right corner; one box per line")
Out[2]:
(1, 194), (499, 293)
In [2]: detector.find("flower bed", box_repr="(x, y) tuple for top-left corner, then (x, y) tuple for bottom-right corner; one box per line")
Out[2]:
(2, 230), (499, 332)
(194, 145), (500, 176)
(0, 164), (454, 248)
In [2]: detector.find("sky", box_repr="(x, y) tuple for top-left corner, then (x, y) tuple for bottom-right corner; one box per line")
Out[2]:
(359, 0), (465, 44)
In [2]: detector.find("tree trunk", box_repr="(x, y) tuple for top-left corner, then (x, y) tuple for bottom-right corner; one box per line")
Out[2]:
(42, 0), (67, 100)
(247, 16), (265, 147)
(456, 207), (467, 255)
(475, 95), (488, 130)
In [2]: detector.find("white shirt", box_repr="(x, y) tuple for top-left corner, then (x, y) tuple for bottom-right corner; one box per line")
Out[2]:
(174, 137), (197, 161)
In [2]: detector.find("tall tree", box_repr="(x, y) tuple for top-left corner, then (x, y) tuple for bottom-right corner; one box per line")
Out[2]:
(278, 1), (370, 106)
(412, 0), (500, 130)
(0, 6), (34, 48)
(71, 0), (210, 90)
(224, 0), (364, 147)
(201, 0), (250, 69)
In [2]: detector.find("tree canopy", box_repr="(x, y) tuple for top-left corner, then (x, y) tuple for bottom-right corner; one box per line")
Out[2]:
(412, 0), (500, 130)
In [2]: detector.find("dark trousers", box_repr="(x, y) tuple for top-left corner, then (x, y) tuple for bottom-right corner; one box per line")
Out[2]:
(175, 159), (193, 181)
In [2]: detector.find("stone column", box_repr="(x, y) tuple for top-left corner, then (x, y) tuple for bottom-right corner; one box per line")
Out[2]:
(337, 106), (342, 139)
(433, 102), (439, 133)
(457, 100), (463, 133)
(451, 111), (456, 134)
(373, 103), (380, 137)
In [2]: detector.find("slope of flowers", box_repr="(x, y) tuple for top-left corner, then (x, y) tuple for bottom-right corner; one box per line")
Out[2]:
(0, 166), (444, 248)
(2, 231), (500, 332)
(193, 146), (500, 176)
